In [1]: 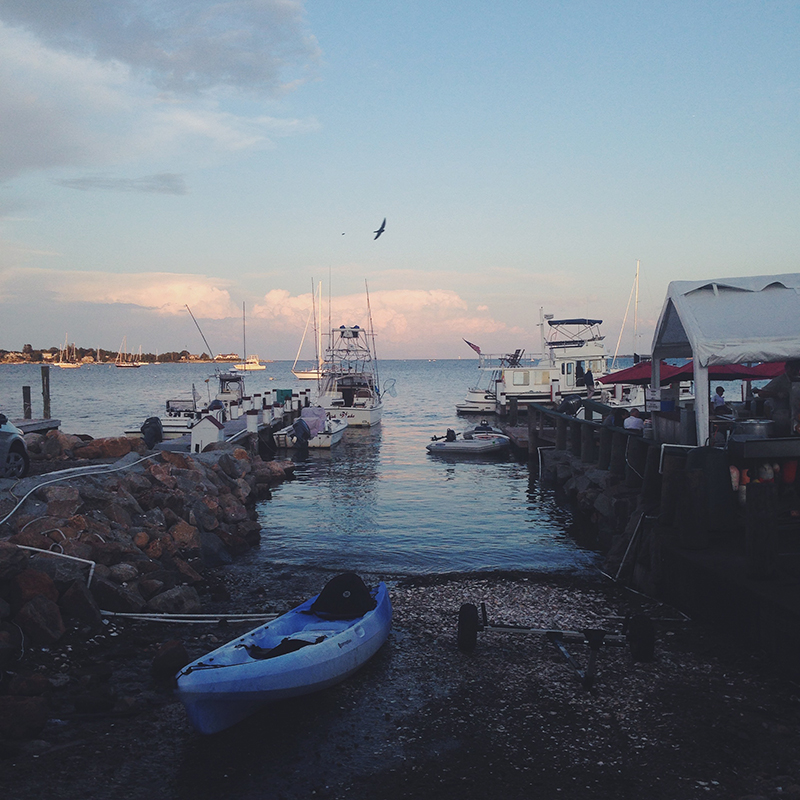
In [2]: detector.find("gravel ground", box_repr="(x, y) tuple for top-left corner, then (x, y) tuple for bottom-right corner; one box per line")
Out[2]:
(4, 565), (800, 800)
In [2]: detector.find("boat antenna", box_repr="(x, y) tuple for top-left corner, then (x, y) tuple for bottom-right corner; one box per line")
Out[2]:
(611, 262), (638, 370)
(185, 304), (216, 362)
(365, 278), (380, 394)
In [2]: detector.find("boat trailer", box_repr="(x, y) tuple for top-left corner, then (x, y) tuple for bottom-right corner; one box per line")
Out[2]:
(457, 602), (654, 690)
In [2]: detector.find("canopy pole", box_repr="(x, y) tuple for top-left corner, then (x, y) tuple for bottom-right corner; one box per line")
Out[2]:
(694, 364), (710, 446)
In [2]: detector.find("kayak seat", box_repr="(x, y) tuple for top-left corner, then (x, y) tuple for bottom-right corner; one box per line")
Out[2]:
(237, 635), (325, 660)
(309, 573), (377, 620)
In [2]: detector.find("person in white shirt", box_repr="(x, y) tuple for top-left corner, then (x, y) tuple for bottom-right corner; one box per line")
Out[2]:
(623, 408), (644, 432)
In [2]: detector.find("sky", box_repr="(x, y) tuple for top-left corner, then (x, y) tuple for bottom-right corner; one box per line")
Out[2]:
(1, 1), (798, 360)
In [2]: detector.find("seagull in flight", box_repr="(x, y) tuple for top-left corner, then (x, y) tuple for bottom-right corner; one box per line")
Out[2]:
(373, 218), (386, 240)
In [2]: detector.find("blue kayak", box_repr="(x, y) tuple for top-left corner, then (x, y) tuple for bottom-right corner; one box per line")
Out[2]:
(176, 575), (392, 734)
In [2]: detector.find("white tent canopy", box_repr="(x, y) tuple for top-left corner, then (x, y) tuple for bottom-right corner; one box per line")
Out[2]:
(650, 273), (800, 444)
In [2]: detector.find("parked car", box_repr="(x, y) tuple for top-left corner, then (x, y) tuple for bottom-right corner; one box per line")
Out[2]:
(0, 413), (30, 478)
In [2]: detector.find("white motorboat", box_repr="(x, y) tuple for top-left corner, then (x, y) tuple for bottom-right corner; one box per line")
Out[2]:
(426, 427), (511, 455)
(457, 315), (611, 413)
(317, 303), (384, 427)
(292, 281), (325, 381)
(235, 355), (266, 371)
(273, 406), (348, 449)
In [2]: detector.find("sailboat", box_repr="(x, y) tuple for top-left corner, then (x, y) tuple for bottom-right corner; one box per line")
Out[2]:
(233, 302), (268, 372)
(292, 281), (324, 380)
(115, 336), (140, 368)
(54, 335), (82, 368)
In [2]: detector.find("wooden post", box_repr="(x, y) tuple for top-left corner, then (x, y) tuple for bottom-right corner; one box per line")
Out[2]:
(677, 468), (710, 550)
(659, 454), (686, 526)
(509, 397), (518, 427)
(41, 365), (51, 419)
(625, 435), (647, 489)
(580, 422), (595, 463)
(598, 426), (612, 470)
(641, 443), (661, 507)
(609, 431), (626, 477)
(527, 411), (538, 463)
(569, 419), (581, 456)
(745, 482), (777, 579)
(22, 386), (32, 419)
(556, 417), (567, 450)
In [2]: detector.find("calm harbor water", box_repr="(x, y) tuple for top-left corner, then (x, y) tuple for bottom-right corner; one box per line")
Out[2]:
(0, 360), (600, 574)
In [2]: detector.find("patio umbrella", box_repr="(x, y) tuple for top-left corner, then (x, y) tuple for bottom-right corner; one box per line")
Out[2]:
(598, 361), (683, 385)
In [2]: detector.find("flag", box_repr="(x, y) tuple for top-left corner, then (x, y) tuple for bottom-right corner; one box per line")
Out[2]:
(463, 339), (481, 355)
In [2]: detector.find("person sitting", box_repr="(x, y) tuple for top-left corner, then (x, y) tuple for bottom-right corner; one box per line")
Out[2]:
(603, 408), (629, 428)
(712, 386), (732, 416)
(623, 408), (645, 432)
(754, 359), (800, 437)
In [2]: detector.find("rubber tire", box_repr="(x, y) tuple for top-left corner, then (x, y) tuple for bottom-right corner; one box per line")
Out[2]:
(5, 443), (29, 478)
(457, 603), (480, 653)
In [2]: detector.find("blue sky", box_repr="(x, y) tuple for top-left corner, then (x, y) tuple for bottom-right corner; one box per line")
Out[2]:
(1, 1), (798, 359)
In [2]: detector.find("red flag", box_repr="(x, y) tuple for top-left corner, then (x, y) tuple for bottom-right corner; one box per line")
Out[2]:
(463, 339), (481, 355)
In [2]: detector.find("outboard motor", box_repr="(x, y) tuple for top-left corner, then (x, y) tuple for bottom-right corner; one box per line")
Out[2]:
(292, 417), (311, 453)
(140, 416), (163, 449)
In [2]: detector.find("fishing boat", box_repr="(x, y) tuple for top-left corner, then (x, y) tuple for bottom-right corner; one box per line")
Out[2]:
(426, 427), (511, 455)
(176, 574), (392, 735)
(273, 406), (348, 449)
(234, 355), (266, 371)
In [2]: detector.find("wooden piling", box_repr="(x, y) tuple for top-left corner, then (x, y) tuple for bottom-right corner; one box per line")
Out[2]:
(41, 366), (51, 419)
(556, 417), (567, 451)
(641, 443), (662, 507)
(569, 419), (581, 457)
(580, 422), (595, 463)
(597, 426), (612, 470)
(509, 397), (518, 427)
(609, 431), (626, 477)
(22, 386), (32, 419)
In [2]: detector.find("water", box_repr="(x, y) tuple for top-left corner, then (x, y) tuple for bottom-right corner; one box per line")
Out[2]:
(0, 360), (600, 574)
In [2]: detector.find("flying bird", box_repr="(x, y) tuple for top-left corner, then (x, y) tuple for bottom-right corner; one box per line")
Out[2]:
(373, 218), (386, 240)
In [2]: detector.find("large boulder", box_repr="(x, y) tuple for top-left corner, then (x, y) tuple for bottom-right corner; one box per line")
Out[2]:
(0, 541), (29, 581)
(73, 436), (145, 460)
(146, 585), (201, 615)
(90, 577), (146, 613)
(15, 595), (65, 645)
(59, 579), (103, 630)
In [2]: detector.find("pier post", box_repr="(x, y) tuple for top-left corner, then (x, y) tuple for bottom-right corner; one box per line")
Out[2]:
(625, 436), (647, 489)
(41, 366), (51, 419)
(527, 411), (539, 464)
(509, 397), (518, 427)
(659, 454), (686, 527)
(556, 418), (567, 451)
(676, 469), (710, 549)
(22, 386), (32, 419)
(745, 482), (777, 579)
(641, 443), (662, 507)
(569, 420), (581, 457)
(598, 426), (612, 470)
(609, 431), (626, 477)
(580, 422), (595, 463)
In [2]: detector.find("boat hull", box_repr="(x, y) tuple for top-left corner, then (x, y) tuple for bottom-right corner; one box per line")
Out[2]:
(273, 417), (348, 449)
(426, 434), (511, 455)
(176, 583), (392, 735)
(324, 403), (382, 428)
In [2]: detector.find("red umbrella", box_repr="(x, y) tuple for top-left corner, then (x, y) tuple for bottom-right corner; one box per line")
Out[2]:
(598, 361), (683, 385)
(669, 361), (786, 382)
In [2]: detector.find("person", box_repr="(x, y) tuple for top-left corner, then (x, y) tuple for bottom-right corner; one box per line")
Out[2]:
(754, 360), (800, 437)
(603, 408), (629, 427)
(623, 408), (645, 432)
(584, 367), (595, 400)
(712, 386), (732, 416)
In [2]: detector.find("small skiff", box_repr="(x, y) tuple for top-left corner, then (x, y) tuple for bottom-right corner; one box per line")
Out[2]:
(273, 406), (348, 449)
(176, 574), (391, 734)
(426, 428), (511, 455)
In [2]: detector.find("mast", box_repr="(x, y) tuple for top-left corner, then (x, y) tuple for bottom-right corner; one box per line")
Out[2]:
(633, 259), (640, 363)
(365, 279), (380, 393)
(242, 301), (247, 367)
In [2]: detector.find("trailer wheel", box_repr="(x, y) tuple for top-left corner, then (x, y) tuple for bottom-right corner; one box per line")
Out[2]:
(457, 603), (480, 653)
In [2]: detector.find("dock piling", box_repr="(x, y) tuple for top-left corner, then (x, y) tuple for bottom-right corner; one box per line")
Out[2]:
(22, 386), (32, 419)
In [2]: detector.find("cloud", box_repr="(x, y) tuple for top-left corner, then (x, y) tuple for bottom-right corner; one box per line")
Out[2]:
(0, 268), (239, 318)
(0, 0), (321, 95)
(0, 6), (320, 182)
(53, 173), (188, 194)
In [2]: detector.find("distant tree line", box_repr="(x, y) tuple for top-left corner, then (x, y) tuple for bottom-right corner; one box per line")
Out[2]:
(0, 346), (214, 363)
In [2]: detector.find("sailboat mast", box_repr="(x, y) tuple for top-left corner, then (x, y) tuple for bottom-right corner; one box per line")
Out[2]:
(242, 301), (247, 367)
(633, 259), (640, 362)
(365, 279), (380, 393)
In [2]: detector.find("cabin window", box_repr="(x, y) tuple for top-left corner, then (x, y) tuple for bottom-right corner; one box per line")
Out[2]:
(512, 371), (530, 386)
(535, 370), (550, 384)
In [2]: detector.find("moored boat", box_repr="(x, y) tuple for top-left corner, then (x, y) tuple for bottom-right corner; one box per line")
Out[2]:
(176, 574), (392, 735)
(273, 406), (348, 449)
(426, 428), (511, 455)
(234, 355), (266, 371)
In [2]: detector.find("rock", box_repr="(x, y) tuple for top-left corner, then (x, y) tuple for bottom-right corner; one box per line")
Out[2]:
(199, 530), (233, 566)
(148, 463), (177, 489)
(173, 557), (203, 584)
(42, 429), (83, 459)
(213, 528), (250, 556)
(37, 485), (83, 518)
(90, 577), (146, 613)
(109, 562), (139, 583)
(218, 452), (245, 479)
(73, 437), (143, 460)
(146, 585), (202, 615)
(132, 530), (150, 548)
(11, 568), (60, 608)
(15, 595), (65, 645)
(59, 580), (104, 630)
(137, 578), (165, 600)
(151, 640), (189, 680)
(0, 696), (49, 739)
(104, 502), (134, 528)
(27, 553), (90, 588)
(189, 497), (219, 531)
(90, 541), (133, 567)
(8, 529), (52, 550)
(0, 596), (10, 620)
(169, 520), (201, 553)
(8, 673), (52, 696)
(0, 540), (29, 581)
(218, 494), (248, 524)
(237, 520), (262, 546)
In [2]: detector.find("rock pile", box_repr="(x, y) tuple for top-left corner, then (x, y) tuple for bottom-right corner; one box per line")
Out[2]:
(0, 435), (294, 743)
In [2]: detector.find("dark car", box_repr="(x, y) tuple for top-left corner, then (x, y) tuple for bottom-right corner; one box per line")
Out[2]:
(0, 413), (30, 478)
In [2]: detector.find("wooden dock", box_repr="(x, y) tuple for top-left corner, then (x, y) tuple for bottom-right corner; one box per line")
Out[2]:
(11, 418), (61, 435)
